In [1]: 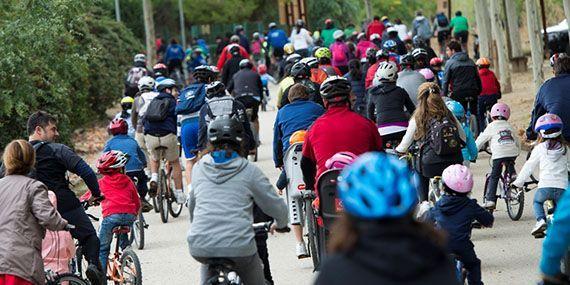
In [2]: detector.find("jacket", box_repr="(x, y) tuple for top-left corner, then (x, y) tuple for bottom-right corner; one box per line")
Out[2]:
(330, 41), (350, 67)
(512, 142), (569, 189)
(478, 68), (501, 96)
(367, 83), (415, 125)
(396, 69), (426, 106)
(442, 52), (482, 97)
(526, 74), (570, 140)
(42, 191), (75, 275)
(221, 56), (244, 87)
(142, 92), (177, 136)
(311, 64), (342, 85)
(430, 194), (494, 250)
(165, 44), (185, 63)
(366, 20), (385, 40)
(103, 134), (146, 172)
(411, 16), (432, 41)
(540, 186), (570, 276)
(216, 44), (250, 70)
(450, 16), (469, 34)
(267, 28), (288, 49)
(344, 73), (366, 107)
(321, 28), (338, 48)
(355, 40), (377, 59)
(187, 154), (288, 257)
(99, 173), (140, 218)
(273, 99), (324, 167)
(290, 28), (313, 50)
(0, 175), (67, 285)
(280, 79), (323, 108)
(228, 69), (263, 99)
(475, 120), (520, 160)
(461, 123), (478, 162)
(315, 221), (459, 285)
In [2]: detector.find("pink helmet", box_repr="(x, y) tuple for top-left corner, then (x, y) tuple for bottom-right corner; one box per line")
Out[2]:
(442, 164), (474, 194)
(325, 152), (357, 170)
(490, 102), (511, 120)
(419, 68), (435, 81)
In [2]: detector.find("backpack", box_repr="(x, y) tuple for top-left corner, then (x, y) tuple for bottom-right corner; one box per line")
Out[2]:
(145, 96), (171, 122)
(205, 96), (244, 124)
(137, 91), (159, 118)
(427, 117), (463, 156)
(126, 67), (147, 87)
(414, 19), (432, 40)
(175, 84), (207, 115)
(436, 14), (449, 27)
(332, 45), (347, 62)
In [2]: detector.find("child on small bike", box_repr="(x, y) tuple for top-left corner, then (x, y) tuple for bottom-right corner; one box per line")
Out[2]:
(512, 114), (569, 237)
(96, 150), (141, 273)
(446, 100), (478, 166)
(42, 191), (76, 275)
(475, 102), (520, 210)
(476, 57), (501, 133)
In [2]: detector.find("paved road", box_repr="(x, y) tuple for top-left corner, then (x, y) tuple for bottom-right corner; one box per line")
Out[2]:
(93, 89), (545, 284)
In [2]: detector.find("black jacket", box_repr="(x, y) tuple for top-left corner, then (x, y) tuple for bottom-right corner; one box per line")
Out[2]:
(221, 56), (244, 86)
(280, 79), (323, 108)
(228, 69), (263, 99)
(442, 52), (482, 97)
(315, 221), (459, 285)
(367, 83), (415, 125)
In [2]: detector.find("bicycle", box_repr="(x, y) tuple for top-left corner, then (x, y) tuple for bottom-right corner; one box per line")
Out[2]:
(153, 146), (184, 224)
(245, 108), (259, 162)
(105, 225), (143, 285)
(45, 270), (88, 285)
(482, 159), (525, 221)
(129, 211), (148, 250)
(70, 197), (104, 280)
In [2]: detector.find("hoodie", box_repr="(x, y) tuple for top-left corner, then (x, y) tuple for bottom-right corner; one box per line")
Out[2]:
(512, 142), (569, 189)
(187, 154), (288, 258)
(442, 52), (482, 97)
(412, 16), (432, 41)
(397, 69), (426, 106)
(367, 83), (415, 126)
(315, 221), (459, 285)
(98, 173), (140, 217)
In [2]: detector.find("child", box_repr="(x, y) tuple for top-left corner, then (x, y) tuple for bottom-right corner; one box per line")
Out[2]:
(512, 114), (569, 237)
(476, 57), (501, 133)
(258, 64), (276, 104)
(96, 150), (141, 272)
(42, 191), (76, 276)
(104, 118), (152, 212)
(475, 102), (520, 209)
(115, 96), (136, 138)
(430, 57), (444, 87)
(446, 100), (478, 166)
(430, 164), (494, 285)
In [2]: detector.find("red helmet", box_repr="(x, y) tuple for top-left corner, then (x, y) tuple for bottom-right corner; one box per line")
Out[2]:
(258, 64), (267, 75)
(97, 150), (128, 174)
(108, 118), (128, 135)
(429, 57), (443, 67)
(153, 63), (167, 70)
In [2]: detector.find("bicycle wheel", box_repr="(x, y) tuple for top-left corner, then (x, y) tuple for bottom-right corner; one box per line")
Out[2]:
(482, 174), (495, 213)
(167, 174), (183, 218)
(305, 199), (320, 270)
(505, 181), (524, 221)
(158, 169), (169, 223)
(130, 213), (145, 250)
(152, 196), (159, 213)
(120, 249), (143, 285)
(50, 273), (89, 285)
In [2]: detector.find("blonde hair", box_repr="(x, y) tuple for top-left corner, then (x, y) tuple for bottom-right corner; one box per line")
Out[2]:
(2, 140), (36, 175)
(412, 82), (453, 141)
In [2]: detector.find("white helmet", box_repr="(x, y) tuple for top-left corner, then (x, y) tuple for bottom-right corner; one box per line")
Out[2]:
(300, 57), (318, 69)
(138, 76), (155, 91)
(134, 53), (146, 63)
(333, 30), (344, 40)
(374, 61), (399, 83)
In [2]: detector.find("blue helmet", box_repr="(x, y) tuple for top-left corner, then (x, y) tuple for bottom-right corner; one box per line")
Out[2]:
(446, 100), (465, 118)
(383, 40), (397, 51)
(338, 152), (418, 219)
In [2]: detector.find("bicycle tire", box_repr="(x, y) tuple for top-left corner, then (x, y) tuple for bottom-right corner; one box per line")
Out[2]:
(305, 199), (320, 270)
(49, 273), (89, 285)
(482, 174), (495, 214)
(120, 249), (143, 285)
(152, 196), (159, 213)
(167, 173), (183, 218)
(505, 181), (524, 221)
(130, 213), (145, 250)
(159, 169), (169, 223)
(317, 226), (327, 264)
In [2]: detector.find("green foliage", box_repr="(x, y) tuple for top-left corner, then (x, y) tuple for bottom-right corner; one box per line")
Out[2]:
(0, 0), (143, 147)
(308, 0), (362, 29)
(367, 0), (437, 25)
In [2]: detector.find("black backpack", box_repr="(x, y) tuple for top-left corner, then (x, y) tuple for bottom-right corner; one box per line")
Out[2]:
(427, 117), (463, 156)
(436, 14), (449, 27)
(145, 96), (171, 122)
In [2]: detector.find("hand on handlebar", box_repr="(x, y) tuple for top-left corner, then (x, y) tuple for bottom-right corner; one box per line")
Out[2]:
(270, 223), (291, 234)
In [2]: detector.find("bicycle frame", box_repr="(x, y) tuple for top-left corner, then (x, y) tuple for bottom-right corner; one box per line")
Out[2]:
(107, 237), (125, 283)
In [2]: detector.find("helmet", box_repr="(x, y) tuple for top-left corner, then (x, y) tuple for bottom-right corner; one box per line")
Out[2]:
(419, 68), (435, 81)
(333, 30), (344, 40)
(229, 44), (240, 56)
(370, 33), (381, 41)
(338, 152), (418, 219)
(490, 102), (511, 120)
(205, 81), (226, 98)
(289, 130), (307, 145)
(430, 57), (444, 67)
(375, 49), (389, 60)
(442, 164), (474, 194)
(325, 152), (357, 170)
(252, 32), (260, 39)
(295, 19), (304, 26)
(268, 22), (277, 29)
(156, 78), (177, 91)
(445, 100), (465, 118)
(290, 62), (311, 79)
(239, 59), (253, 69)
(193, 47), (202, 54)
(300, 57), (318, 69)
(387, 26), (398, 34)
(193, 65), (216, 82)
(134, 53), (146, 63)
(412, 48), (427, 59)
(535, 113), (563, 138)
(257, 64), (267, 75)
(120, 96), (134, 109)
(383, 40), (397, 51)
(476, 57), (491, 67)
(207, 115), (244, 145)
(153, 63), (167, 71)
(365, 47), (378, 60)
(315, 47), (332, 59)
(284, 43), (295, 55)
(400, 53), (414, 66)
(137, 76), (155, 91)
(374, 61), (398, 82)
(325, 18), (333, 25)
(320, 76), (351, 102)
(97, 150), (128, 174)
(234, 25), (244, 32)
(286, 53), (302, 64)
(108, 118), (128, 135)
(357, 33), (366, 40)
(230, 35), (240, 43)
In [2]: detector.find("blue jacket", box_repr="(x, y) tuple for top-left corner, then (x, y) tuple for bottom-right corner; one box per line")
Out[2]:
(273, 99), (324, 167)
(430, 194), (494, 250)
(540, 186), (570, 276)
(527, 74), (570, 140)
(344, 73), (366, 108)
(461, 123), (478, 162)
(165, 44), (185, 63)
(143, 92), (177, 136)
(103, 134), (146, 172)
(267, 28), (288, 49)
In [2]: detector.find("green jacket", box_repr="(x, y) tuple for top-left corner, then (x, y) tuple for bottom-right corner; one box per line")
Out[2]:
(321, 28), (337, 48)
(450, 16), (469, 34)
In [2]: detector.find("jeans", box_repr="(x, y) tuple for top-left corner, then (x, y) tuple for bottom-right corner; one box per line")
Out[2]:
(195, 254), (266, 285)
(452, 243), (483, 285)
(477, 94), (498, 135)
(127, 170), (149, 198)
(486, 157), (516, 202)
(255, 234), (274, 284)
(533, 187), (564, 221)
(99, 214), (136, 272)
(61, 207), (101, 270)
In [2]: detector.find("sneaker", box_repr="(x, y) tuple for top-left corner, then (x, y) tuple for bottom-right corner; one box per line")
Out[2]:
(531, 219), (547, 237)
(86, 264), (104, 285)
(141, 199), (153, 212)
(296, 242), (309, 259)
(483, 200), (496, 210)
(174, 190), (186, 204)
(148, 181), (158, 197)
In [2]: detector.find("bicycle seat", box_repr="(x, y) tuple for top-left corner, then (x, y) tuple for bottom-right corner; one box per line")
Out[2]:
(205, 258), (235, 269)
(112, 226), (131, 234)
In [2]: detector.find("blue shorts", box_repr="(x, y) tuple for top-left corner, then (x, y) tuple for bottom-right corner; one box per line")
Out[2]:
(180, 117), (200, 159)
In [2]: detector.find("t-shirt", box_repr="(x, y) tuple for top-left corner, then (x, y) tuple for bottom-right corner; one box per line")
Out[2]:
(450, 16), (469, 34)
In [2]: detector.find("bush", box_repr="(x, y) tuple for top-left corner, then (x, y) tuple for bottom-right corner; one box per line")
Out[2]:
(0, 0), (143, 147)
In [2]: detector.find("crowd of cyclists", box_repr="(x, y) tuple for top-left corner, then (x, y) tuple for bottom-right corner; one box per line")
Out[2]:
(1, 9), (570, 285)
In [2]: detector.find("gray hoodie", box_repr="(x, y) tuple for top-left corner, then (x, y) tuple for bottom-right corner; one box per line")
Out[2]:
(187, 154), (288, 258)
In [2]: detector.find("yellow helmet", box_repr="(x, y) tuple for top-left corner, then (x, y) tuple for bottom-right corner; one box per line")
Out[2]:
(289, 130), (307, 145)
(315, 47), (332, 59)
(284, 43), (295, 55)
(121, 96), (134, 104)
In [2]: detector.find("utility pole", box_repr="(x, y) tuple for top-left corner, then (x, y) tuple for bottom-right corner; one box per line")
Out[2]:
(142, 0), (156, 66)
(489, 0), (512, 93)
(115, 0), (121, 22)
(363, 0), (372, 21)
(564, 0), (570, 46)
(178, 0), (186, 49)
(474, 0), (493, 59)
(526, 0), (545, 91)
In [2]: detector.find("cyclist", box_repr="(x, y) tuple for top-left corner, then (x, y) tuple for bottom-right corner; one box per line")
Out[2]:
(276, 54), (301, 109)
(365, 49), (399, 89)
(412, 36), (438, 62)
(143, 78), (186, 204)
(281, 62), (323, 108)
(430, 57), (445, 87)
(395, 83), (466, 202)
(366, 16), (386, 41)
(311, 47), (342, 84)
(164, 38), (186, 77)
(396, 53), (425, 106)
(186, 48), (208, 80)
(152, 63), (169, 80)
(383, 40), (401, 63)
(321, 19), (338, 48)
(316, 152), (458, 285)
(476, 57), (501, 133)
(446, 100), (478, 166)
(526, 53), (570, 141)
(235, 25), (251, 54)
(216, 36), (250, 70)
(433, 12), (451, 57)
(361, 47), (378, 77)
(355, 33), (376, 59)
(512, 114), (568, 237)
(419, 68), (435, 83)
(187, 116), (289, 285)
(250, 32), (264, 63)
(344, 59), (366, 116)
(132, 76), (158, 162)
(290, 19), (313, 58)
(258, 64), (277, 105)
(411, 10), (432, 47)
(475, 103), (520, 210)
(330, 30), (350, 74)
(221, 45), (246, 86)
(383, 27), (407, 55)
(450, 11), (470, 54)
(411, 47), (430, 69)
(301, 76), (383, 189)
(267, 22), (288, 60)
(124, 53), (149, 98)
(115, 96), (136, 138)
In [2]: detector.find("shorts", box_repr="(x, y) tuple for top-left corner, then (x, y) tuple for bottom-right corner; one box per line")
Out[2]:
(236, 95), (260, 122)
(180, 118), (200, 160)
(144, 133), (179, 162)
(454, 30), (469, 44)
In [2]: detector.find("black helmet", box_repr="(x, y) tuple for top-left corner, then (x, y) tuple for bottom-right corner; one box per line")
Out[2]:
(290, 62), (311, 79)
(400, 53), (415, 66)
(320, 76), (351, 102)
(239, 59), (253, 69)
(285, 53), (302, 65)
(193, 65), (216, 82)
(229, 44), (240, 56)
(207, 115), (244, 145)
(411, 48), (428, 60)
(205, 81), (226, 98)
(366, 47), (378, 60)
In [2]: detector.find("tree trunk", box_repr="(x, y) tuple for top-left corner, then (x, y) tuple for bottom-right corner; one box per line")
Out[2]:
(490, 0), (512, 93)
(115, 0), (121, 22)
(474, 0), (493, 59)
(178, 0), (186, 49)
(564, 0), (570, 46)
(505, 0), (522, 58)
(363, 0), (372, 21)
(143, 0), (156, 66)
(526, 0), (545, 91)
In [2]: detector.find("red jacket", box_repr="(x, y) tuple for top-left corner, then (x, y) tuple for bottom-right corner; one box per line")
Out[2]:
(366, 20), (385, 40)
(98, 173), (140, 217)
(478, 68), (501, 96)
(216, 44), (250, 70)
(302, 105), (383, 180)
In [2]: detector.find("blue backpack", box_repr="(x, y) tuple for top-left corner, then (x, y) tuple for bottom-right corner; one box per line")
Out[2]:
(175, 83), (207, 115)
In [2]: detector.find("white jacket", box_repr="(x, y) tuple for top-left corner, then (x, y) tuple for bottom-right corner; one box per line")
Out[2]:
(512, 142), (569, 189)
(290, 28), (313, 50)
(475, 120), (520, 159)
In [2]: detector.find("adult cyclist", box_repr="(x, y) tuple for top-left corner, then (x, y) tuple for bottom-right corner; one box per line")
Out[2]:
(311, 47), (342, 85)
(124, 54), (150, 98)
(216, 36), (250, 70)
(280, 61), (323, 108)
(267, 22), (289, 60)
